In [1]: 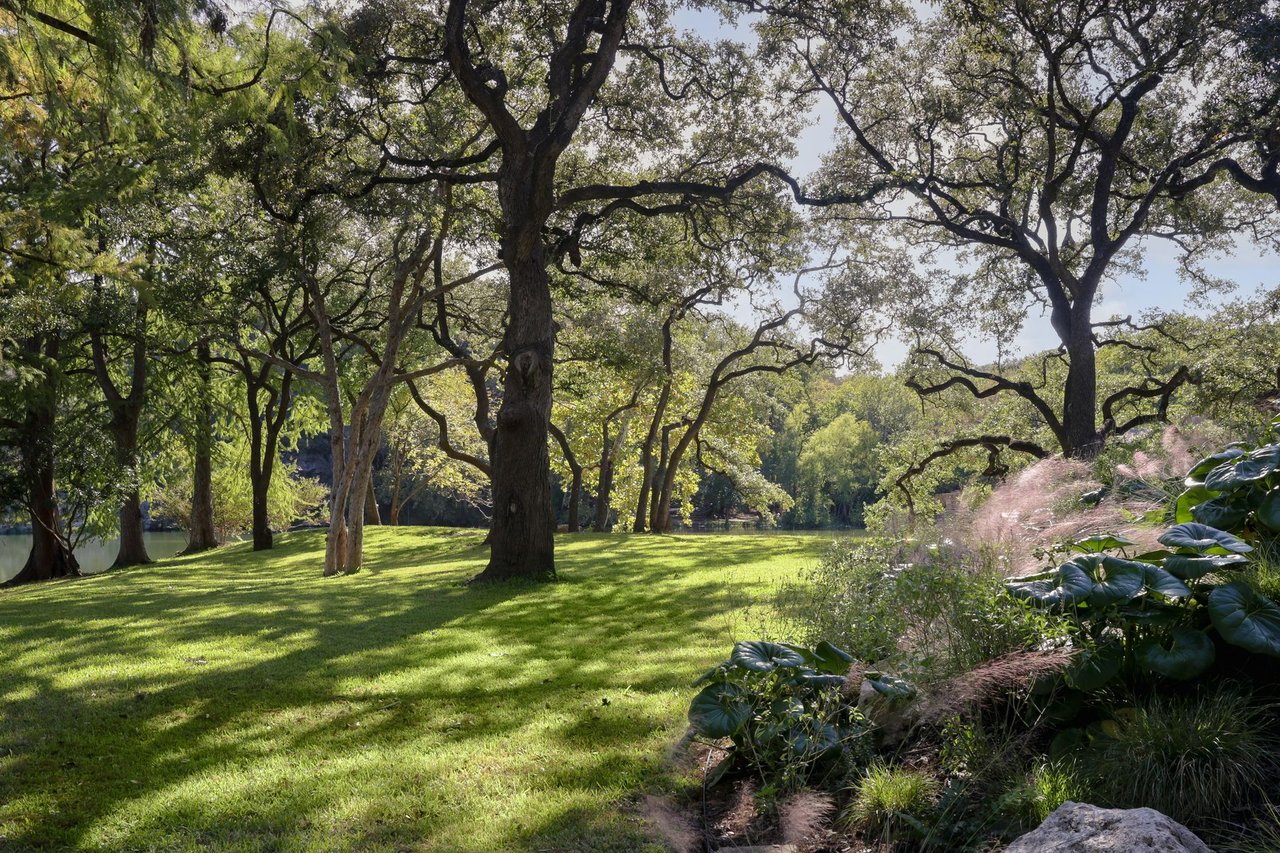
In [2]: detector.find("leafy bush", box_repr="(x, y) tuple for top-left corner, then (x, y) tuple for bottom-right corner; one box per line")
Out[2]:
(845, 761), (938, 845)
(1005, 444), (1280, 691)
(1075, 687), (1277, 828)
(778, 538), (1066, 681)
(687, 640), (872, 793)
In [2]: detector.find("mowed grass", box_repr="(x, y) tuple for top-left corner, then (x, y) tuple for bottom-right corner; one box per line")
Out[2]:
(0, 528), (828, 852)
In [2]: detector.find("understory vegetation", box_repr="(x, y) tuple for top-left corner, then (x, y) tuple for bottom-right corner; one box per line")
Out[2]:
(681, 415), (1280, 851)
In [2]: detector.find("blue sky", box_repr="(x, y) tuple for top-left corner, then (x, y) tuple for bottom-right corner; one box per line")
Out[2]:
(673, 6), (1277, 367)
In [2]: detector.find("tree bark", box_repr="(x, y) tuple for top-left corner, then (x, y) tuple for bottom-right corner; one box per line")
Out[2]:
(364, 476), (381, 525)
(475, 249), (556, 580)
(1060, 302), (1101, 459)
(183, 341), (218, 554)
(549, 422), (581, 533)
(3, 338), (80, 587)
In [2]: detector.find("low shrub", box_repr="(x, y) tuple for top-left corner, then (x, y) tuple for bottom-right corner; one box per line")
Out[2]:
(777, 538), (1067, 682)
(687, 640), (873, 794)
(1077, 687), (1277, 829)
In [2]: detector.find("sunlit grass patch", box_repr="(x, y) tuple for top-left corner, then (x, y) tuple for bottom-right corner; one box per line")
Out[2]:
(0, 528), (825, 851)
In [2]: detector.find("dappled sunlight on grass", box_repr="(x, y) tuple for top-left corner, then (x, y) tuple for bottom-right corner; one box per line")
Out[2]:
(0, 528), (824, 851)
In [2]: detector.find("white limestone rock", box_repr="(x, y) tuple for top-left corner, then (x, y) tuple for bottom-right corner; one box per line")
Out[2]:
(1004, 801), (1212, 853)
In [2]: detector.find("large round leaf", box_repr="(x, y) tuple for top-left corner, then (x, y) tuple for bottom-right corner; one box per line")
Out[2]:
(1158, 523), (1253, 554)
(1080, 555), (1146, 606)
(1137, 628), (1216, 680)
(1205, 461), (1250, 492)
(1141, 564), (1192, 600)
(1186, 449), (1245, 483)
(731, 640), (806, 672)
(1235, 445), (1280, 482)
(812, 640), (855, 674)
(689, 682), (753, 738)
(1190, 495), (1250, 531)
(1162, 553), (1249, 580)
(1174, 486), (1218, 523)
(1066, 643), (1123, 692)
(863, 671), (916, 701)
(1209, 582), (1280, 658)
(1006, 562), (1093, 608)
(1257, 488), (1280, 532)
(1071, 534), (1137, 554)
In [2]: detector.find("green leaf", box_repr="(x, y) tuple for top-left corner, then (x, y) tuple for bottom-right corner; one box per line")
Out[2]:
(798, 673), (847, 688)
(1190, 495), (1250, 531)
(1205, 461), (1250, 492)
(1158, 523), (1253, 554)
(1076, 555), (1145, 606)
(1116, 602), (1185, 626)
(1005, 562), (1093, 608)
(1235, 445), (1280, 482)
(1066, 643), (1123, 692)
(863, 671), (916, 701)
(1257, 488), (1280, 532)
(1141, 564), (1192, 600)
(1187, 449), (1245, 483)
(1137, 628), (1215, 680)
(812, 640), (855, 674)
(1174, 485), (1219, 523)
(730, 641), (806, 673)
(1071, 533), (1137, 554)
(1208, 583), (1280, 658)
(688, 682), (753, 738)
(1162, 553), (1249, 580)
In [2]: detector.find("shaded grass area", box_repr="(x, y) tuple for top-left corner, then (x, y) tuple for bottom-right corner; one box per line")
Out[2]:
(0, 528), (826, 851)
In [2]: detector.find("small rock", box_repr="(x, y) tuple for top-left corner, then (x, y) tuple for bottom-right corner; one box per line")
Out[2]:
(1004, 801), (1212, 852)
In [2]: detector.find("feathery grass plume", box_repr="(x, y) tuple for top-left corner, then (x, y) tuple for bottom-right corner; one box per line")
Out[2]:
(779, 791), (834, 845)
(920, 648), (1075, 723)
(961, 457), (1162, 575)
(639, 795), (699, 853)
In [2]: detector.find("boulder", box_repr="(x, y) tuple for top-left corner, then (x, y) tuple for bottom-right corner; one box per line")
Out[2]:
(1005, 801), (1211, 852)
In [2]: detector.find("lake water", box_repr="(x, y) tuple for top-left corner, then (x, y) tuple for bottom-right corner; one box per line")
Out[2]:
(0, 531), (189, 584)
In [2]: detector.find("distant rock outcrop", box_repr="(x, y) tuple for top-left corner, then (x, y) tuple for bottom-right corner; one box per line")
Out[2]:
(1005, 801), (1211, 852)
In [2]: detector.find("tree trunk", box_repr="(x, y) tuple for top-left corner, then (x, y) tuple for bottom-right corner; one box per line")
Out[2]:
(250, 467), (273, 551)
(109, 415), (151, 568)
(634, 384), (670, 532)
(4, 346), (80, 587)
(6, 453), (80, 586)
(364, 476), (381, 525)
(594, 444), (615, 532)
(183, 342), (218, 554)
(473, 251), (556, 581)
(1061, 332), (1101, 458)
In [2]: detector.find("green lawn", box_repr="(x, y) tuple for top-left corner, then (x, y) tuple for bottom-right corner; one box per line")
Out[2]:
(0, 528), (828, 852)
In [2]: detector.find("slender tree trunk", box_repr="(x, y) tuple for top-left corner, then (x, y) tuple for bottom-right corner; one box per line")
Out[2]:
(184, 342), (218, 554)
(634, 384), (670, 532)
(364, 476), (381, 525)
(474, 249), (556, 581)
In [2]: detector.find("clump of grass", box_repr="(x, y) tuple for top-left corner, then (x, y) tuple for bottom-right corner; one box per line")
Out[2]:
(1007, 760), (1088, 824)
(844, 761), (938, 845)
(1080, 687), (1277, 828)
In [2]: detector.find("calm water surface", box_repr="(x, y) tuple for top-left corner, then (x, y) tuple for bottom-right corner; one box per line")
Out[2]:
(0, 531), (188, 584)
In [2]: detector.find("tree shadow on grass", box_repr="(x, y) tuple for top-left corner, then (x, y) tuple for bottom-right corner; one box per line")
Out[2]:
(0, 529), (815, 851)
